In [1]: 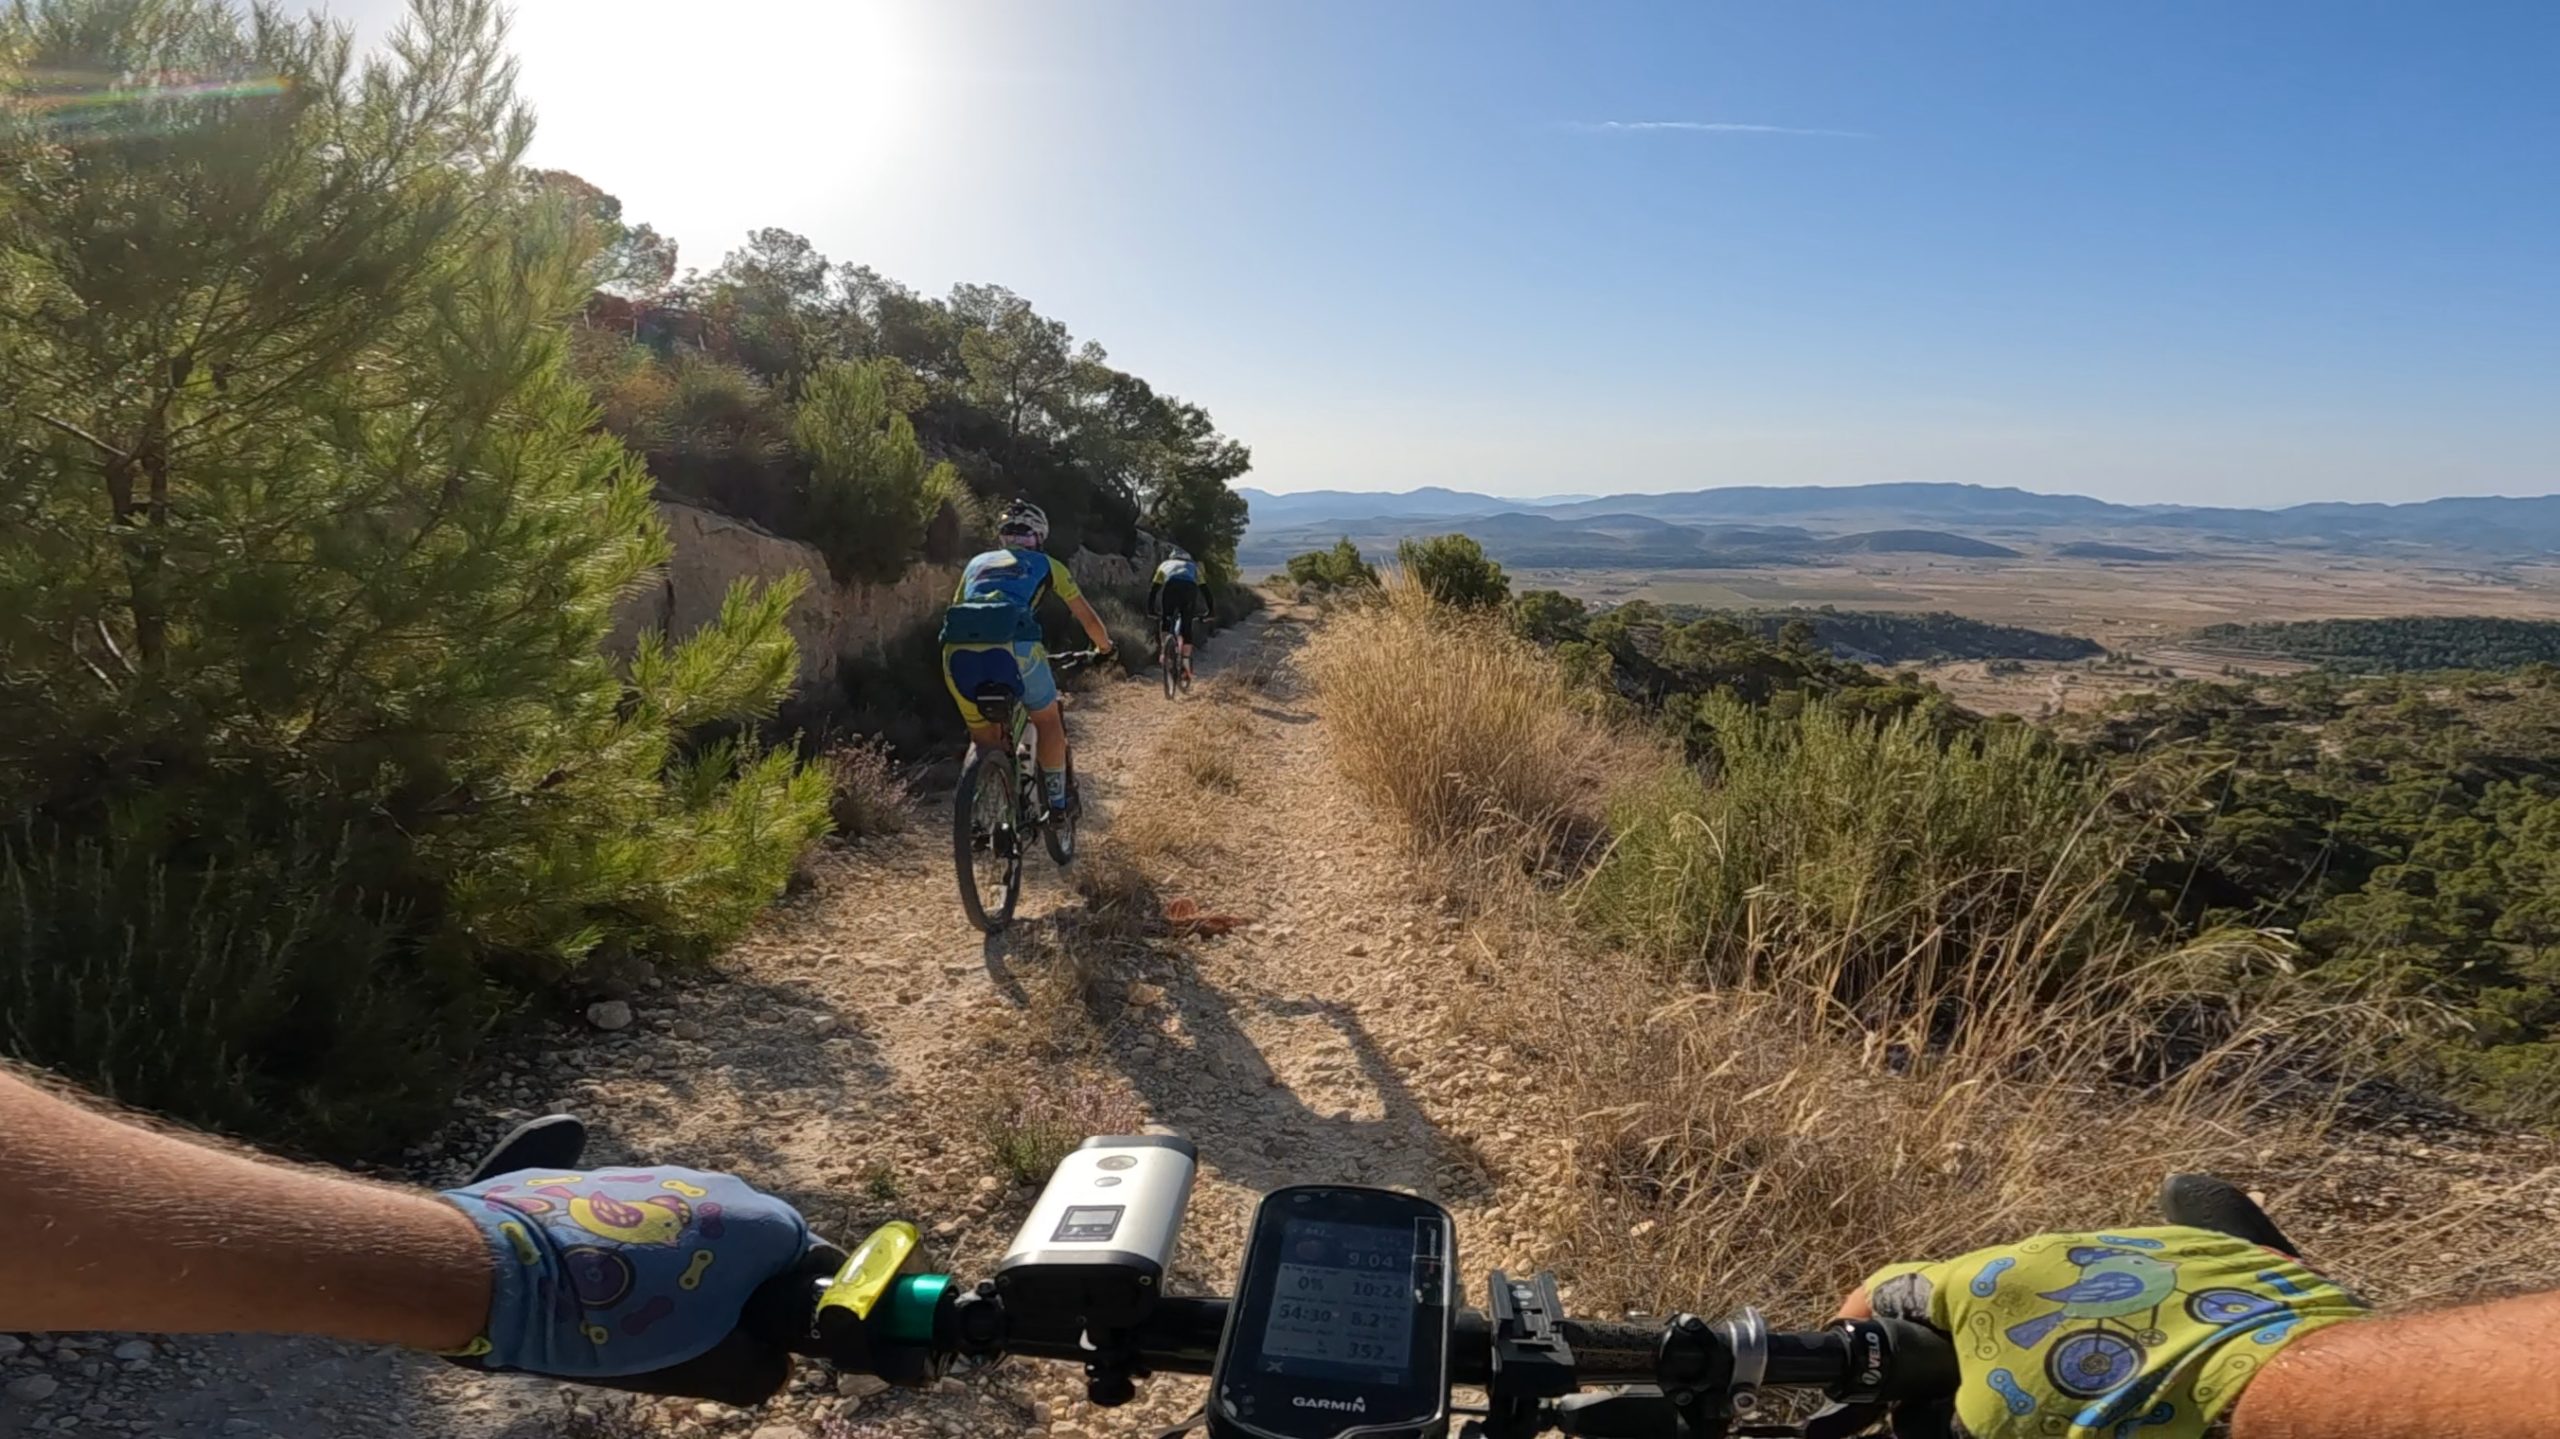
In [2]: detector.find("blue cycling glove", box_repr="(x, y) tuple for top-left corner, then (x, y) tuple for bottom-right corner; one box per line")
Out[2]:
(439, 1166), (814, 1378)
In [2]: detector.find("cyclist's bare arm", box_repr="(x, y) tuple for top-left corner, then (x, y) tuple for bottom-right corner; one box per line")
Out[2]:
(2230, 1288), (2560, 1439)
(0, 1065), (487, 1348)
(1065, 594), (1112, 651)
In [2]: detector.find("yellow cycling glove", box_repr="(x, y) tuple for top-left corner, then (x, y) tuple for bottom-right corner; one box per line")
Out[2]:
(1860, 1226), (2366, 1439)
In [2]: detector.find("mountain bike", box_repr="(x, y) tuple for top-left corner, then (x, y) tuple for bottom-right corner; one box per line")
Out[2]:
(1158, 614), (1194, 700)
(465, 1119), (2297, 1439)
(952, 648), (1103, 933)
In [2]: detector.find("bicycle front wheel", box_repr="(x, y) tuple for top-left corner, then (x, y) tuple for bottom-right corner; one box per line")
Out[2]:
(954, 745), (1022, 933)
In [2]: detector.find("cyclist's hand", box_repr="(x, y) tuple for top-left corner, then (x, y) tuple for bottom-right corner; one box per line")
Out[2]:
(1837, 1226), (2365, 1439)
(439, 1165), (819, 1385)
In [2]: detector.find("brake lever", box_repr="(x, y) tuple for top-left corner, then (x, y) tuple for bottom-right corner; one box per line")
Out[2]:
(2160, 1174), (2300, 1256)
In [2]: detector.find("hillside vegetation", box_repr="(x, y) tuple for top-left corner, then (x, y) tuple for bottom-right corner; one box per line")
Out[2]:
(1299, 583), (2435, 1338)
(0, 0), (1251, 1157)
(1501, 592), (1962, 743)
(1484, 578), (2560, 1121)
(1824, 528), (2019, 557)
(1667, 606), (2101, 663)
(2192, 616), (2560, 671)
(566, 220), (1254, 589)
(2075, 671), (2560, 1117)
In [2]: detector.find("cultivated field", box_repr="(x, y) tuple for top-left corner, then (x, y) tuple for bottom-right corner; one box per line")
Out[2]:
(1522, 541), (2560, 717)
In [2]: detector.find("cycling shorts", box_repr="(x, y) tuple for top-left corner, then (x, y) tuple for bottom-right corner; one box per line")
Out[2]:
(942, 640), (1057, 729)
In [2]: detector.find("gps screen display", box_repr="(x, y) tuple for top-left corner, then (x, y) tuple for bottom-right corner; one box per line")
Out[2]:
(1258, 1218), (1416, 1386)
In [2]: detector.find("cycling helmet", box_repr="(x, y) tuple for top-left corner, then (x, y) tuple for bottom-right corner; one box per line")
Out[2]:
(997, 499), (1050, 549)
(1169, 546), (1192, 563)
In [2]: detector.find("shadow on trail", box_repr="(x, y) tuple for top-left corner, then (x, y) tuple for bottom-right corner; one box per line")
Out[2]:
(1129, 962), (1492, 1201)
(982, 888), (1489, 1205)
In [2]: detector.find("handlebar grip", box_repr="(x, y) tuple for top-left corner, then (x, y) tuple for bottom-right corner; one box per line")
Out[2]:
(572, 1328), (797, 1406)
(538, 1244), (842, 1403)
(1861, 1318), (1958, 1401)
(739, 1249), (840, 1357)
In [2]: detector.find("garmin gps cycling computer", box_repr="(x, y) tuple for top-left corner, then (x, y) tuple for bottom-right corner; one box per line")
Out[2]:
(1208, 1186), (1456, 1439)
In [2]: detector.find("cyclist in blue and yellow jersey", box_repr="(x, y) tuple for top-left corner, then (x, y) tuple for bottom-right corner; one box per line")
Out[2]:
(938, 500), (1115, 815)
(1147, 546), (1212, 683)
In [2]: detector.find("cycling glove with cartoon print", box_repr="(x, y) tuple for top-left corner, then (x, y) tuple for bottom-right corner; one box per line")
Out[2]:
(440, 1166), (813, 1377)
(1859, 1226), (2366, 1439)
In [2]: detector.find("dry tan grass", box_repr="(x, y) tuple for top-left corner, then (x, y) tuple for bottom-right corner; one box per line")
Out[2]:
(1302, 579), (1611, 851)
(821, 735), (909, 838)
(975, 1069), (1148, 1183)
(1477, 918), (2560, 1319)
(1311, 582), (2560, 1325)
(1179, 744), (1242, 793)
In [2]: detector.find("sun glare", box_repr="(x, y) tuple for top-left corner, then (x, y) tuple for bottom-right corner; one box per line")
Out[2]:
(506, 0), (939, 235)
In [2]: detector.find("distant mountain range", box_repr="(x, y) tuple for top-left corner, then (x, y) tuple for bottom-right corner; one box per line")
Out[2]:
(1237, 482), (2560, 567)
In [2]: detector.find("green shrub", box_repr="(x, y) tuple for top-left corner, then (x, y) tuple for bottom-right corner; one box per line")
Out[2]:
(1285, 539), (1379, 593)
(1397, 533), (1510, 609)
(0, 821), (464, 1157)
(0, 0), (828, 1155)
(1512, 589), (1589, 644)
(793, 357), (963, 583)
(1583, 695), (2130, 1015)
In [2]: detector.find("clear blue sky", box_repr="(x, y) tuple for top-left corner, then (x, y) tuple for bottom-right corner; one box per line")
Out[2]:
(311, 1), (2558, 505)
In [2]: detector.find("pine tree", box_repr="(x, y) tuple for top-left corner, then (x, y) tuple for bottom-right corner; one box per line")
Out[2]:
(0, 0), (828, 1151)
(793, 356), (968, 583)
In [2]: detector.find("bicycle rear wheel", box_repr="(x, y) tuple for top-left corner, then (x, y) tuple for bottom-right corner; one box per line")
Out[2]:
(1161, 629), (1178, 700)
(954, 744), (1022, 933)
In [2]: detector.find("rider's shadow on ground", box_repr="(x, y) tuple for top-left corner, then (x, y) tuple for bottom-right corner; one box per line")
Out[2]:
(1099, 940), (1491, 1204)
(983, 901), (1495, 1203)
(1167, 978), (1495, 1193)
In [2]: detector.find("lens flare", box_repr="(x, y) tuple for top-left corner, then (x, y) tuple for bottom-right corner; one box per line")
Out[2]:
(8, 68), (292, 141)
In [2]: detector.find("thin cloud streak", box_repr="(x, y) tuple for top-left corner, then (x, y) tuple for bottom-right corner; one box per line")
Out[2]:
(1563, 120), (1871, 139)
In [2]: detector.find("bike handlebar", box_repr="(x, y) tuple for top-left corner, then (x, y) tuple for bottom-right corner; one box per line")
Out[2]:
(750, 1277), (1957, 1424)
(455, 1122), (2278, 1431)
(981, 1296), (1951, 1395)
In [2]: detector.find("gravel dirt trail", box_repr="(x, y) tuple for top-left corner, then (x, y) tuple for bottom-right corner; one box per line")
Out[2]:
(3, 599), (1541, 1439)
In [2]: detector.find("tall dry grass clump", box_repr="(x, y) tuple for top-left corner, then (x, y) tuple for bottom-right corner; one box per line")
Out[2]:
(1487, 935), (2332, 1324)
(1302, 578), (1609, 849)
